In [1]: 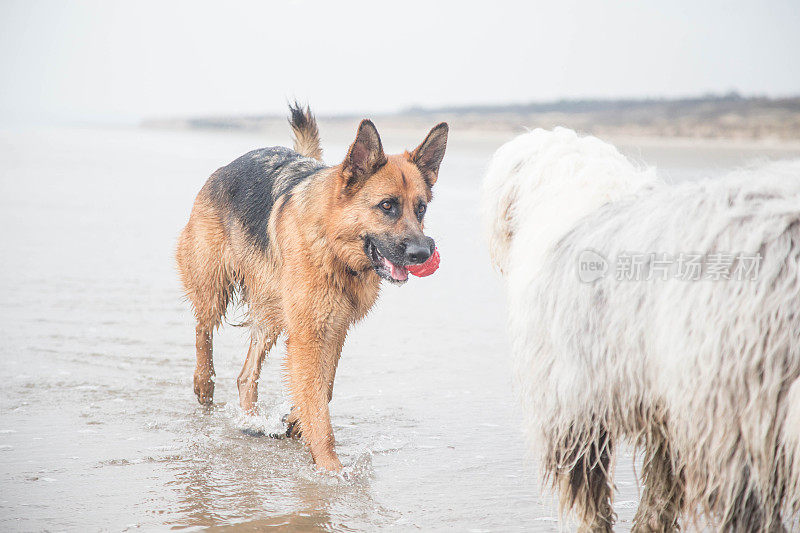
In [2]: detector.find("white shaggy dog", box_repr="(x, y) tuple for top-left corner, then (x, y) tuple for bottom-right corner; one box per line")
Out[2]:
(483, 128), (800, 532)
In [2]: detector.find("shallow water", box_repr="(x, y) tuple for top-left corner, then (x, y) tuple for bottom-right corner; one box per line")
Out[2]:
(1, 125), (798, 532)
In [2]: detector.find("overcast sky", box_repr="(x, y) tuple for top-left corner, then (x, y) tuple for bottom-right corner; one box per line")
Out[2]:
(1, 0), (798, 124)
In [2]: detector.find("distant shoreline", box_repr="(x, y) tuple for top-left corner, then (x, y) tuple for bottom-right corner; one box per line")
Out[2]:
(142, 94), (800, 148)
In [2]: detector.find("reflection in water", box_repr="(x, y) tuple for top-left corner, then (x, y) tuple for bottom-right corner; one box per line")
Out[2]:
(204, 512), (335, 532)
(165, 405), (398, 531)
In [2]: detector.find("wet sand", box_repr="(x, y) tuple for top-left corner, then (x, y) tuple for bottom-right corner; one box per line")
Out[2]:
(1, 125), (798, 531)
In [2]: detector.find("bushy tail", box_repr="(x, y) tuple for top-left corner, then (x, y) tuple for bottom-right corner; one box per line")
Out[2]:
(288, 102), (323, 161)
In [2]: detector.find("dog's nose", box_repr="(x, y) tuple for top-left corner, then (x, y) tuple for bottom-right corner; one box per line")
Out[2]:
(404, 237), (435, 265)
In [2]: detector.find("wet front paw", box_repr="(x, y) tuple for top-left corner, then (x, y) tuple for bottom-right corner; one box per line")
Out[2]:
(314, 453), (343, 472)
(193, 372), (215, 405)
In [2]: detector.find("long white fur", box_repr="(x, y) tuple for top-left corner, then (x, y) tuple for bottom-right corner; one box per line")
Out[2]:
(483, 127), (800, 530)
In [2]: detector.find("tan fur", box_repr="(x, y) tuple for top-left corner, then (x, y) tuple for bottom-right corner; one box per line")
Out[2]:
(176, 117), (447, 471)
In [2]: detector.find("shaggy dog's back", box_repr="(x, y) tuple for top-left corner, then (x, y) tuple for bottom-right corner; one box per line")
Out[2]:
(484, 128), (800, 530)
(535, 168), (800, 525)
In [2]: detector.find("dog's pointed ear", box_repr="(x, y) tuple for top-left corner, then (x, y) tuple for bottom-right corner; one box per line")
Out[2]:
(342, 119), (387, 190)
(410, 122), (448, 187)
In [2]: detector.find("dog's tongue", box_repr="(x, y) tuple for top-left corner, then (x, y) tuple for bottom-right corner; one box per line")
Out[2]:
(382, 257), (408, 281)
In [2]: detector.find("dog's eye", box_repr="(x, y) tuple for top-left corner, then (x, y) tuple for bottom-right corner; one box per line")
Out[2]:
(417, 204), (427, 216)
(380, 201), (393, 212)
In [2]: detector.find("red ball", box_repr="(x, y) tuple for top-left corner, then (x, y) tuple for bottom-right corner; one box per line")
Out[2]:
(407, 248), (440, 277)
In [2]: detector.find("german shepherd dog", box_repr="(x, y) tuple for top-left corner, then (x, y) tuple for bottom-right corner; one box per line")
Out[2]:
(176, 105), (448, 471)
